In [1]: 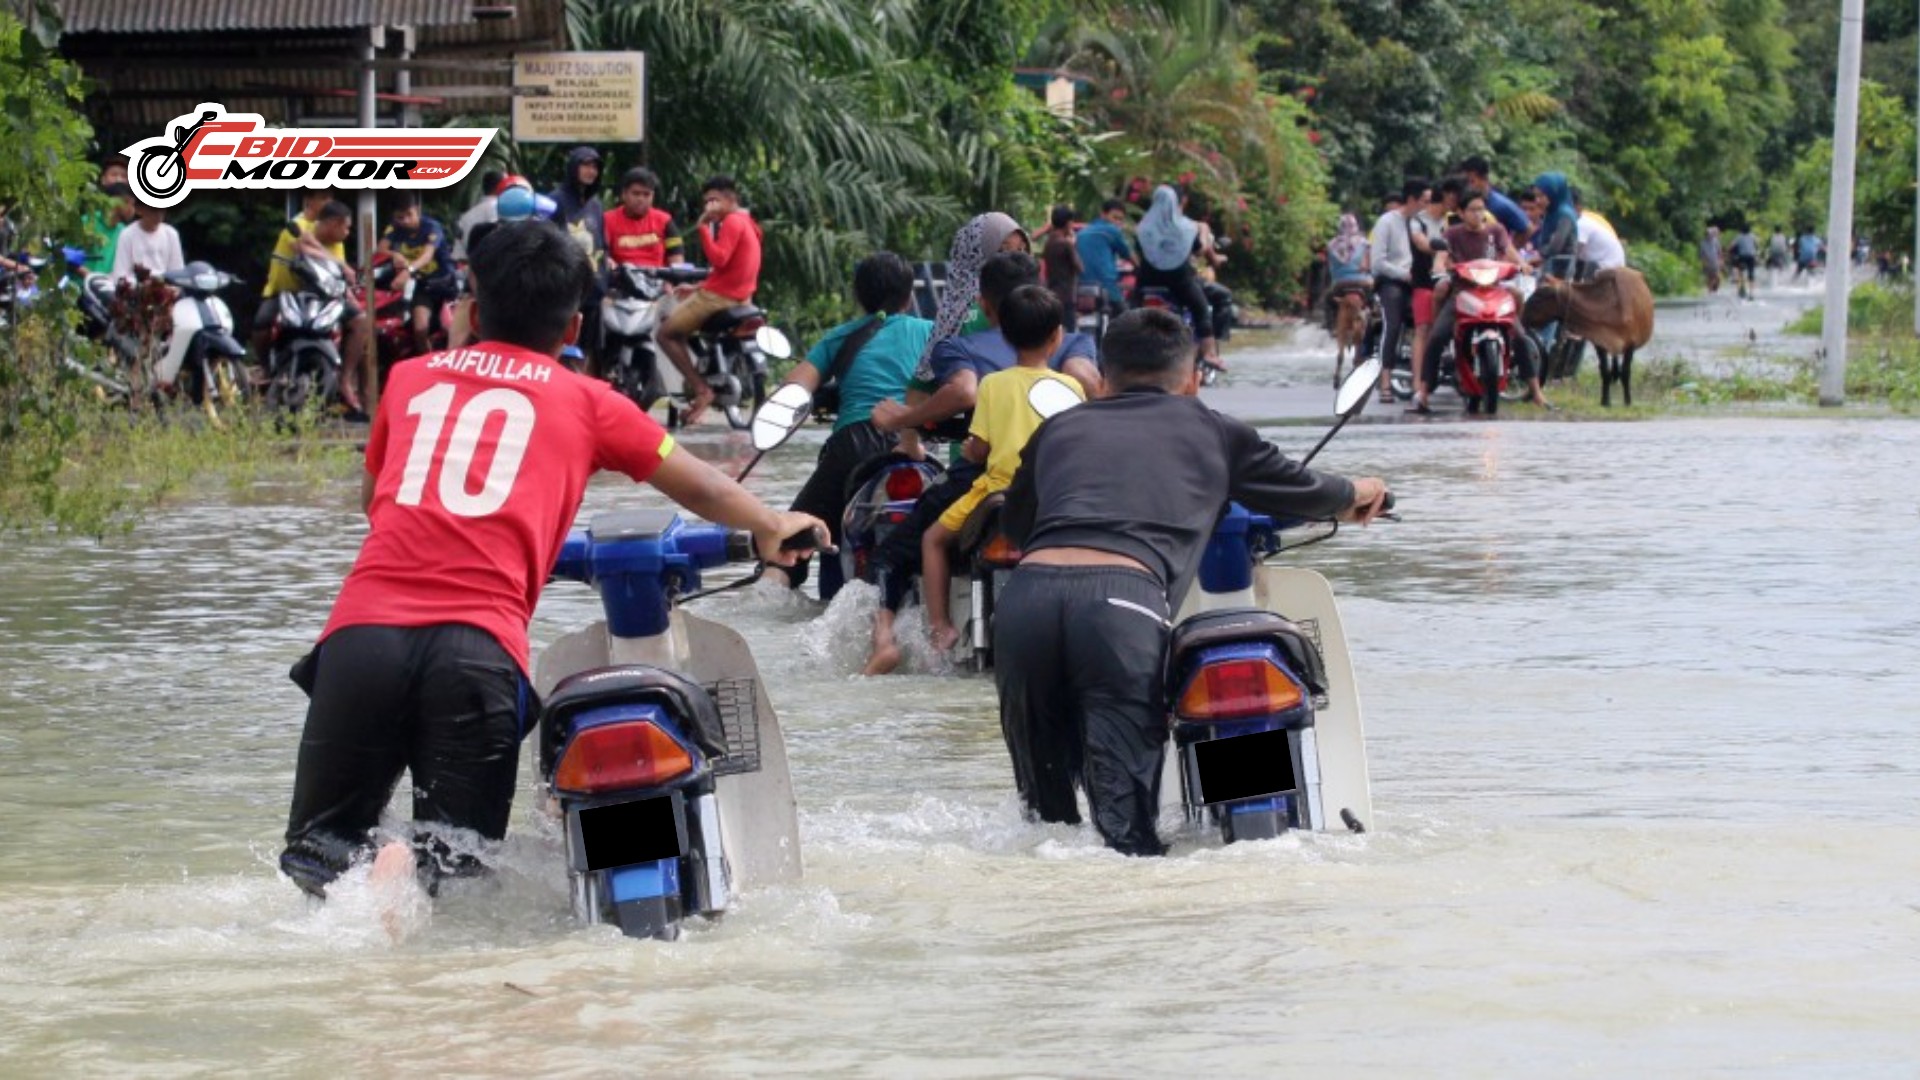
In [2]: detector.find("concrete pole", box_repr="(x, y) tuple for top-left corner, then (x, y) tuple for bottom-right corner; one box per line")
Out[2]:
(359, 26), (383, 415)
(1821, 0), (1865, 406)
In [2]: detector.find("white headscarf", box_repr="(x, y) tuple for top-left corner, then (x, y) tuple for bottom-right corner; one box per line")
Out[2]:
(1136, 185), (1198, 272)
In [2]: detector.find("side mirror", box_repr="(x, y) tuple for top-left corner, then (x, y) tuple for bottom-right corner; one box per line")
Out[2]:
(749, 381), (813, 452)
(1027, 377), (1083, 419)
(1334, 358), (1381, 418)
(754, 325), (793, 360)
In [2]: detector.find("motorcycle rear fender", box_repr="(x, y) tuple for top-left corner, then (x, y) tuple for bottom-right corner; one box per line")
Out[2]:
(539, 663), (729, 777)
(198, 328), (247, 359)
(1166, 607), (1328, 699)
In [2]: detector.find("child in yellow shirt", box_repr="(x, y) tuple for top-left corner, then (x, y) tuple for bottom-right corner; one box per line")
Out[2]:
(924, 285), (1086, 651)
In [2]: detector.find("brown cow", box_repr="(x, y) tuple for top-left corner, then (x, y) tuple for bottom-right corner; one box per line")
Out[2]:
(1522, 267), (1655, 407)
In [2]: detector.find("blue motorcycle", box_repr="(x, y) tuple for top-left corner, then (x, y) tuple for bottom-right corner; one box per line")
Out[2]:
(536, 509), (804, 939)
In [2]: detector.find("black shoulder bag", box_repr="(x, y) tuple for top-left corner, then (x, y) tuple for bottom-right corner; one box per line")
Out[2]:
(811, 315), (887, 422)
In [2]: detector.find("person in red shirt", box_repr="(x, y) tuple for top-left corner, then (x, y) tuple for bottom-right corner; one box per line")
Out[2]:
(279, 219), (825, 901)
(659, 174), (762, 424)
(602, 166), (682, 270)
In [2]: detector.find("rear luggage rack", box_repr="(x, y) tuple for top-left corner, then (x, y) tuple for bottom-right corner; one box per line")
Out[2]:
(706, 678), (762, 775)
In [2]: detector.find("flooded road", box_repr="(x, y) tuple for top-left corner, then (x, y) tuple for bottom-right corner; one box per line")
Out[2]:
(3, 387), (1919, 1072)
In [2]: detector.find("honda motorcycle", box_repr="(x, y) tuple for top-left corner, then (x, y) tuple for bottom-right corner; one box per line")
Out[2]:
(620, 265), (790, 430)
(263, 254), (348, 413)
(533, 510), (808, 939)
(1161, 361), (1391, 842)
(155, 260), (250, 419)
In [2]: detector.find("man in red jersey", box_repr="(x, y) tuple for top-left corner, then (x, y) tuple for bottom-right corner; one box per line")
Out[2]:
(658, 174), (761, 424)
(279, 219), (825, 900)
(602, 166), (681, 270)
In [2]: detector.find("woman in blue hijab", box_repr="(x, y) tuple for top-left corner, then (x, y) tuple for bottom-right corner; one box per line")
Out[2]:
(1532, 172), (1580, 281)
(1132, 184), (1218, 366)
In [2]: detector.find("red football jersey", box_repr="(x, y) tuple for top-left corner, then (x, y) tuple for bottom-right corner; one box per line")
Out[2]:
(604, 207), (676, 269)
(320, 342), (676, 673)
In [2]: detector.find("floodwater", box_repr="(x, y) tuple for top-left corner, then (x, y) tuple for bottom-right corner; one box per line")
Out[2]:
(3, 374), (1919, 1074)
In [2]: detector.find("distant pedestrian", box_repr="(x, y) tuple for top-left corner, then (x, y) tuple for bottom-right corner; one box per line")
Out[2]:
(1699, 225), (1722, 294)
(1041, 205), (1083, 332)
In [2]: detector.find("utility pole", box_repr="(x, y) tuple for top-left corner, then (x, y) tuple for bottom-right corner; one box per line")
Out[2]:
(1821, 0), (1865, 406)
(359, 26), (384, 417)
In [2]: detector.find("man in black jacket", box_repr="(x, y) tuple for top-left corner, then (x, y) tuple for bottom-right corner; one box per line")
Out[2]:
(995, 308), (1389, 855)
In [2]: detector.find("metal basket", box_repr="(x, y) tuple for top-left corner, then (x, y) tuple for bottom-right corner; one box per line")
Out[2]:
(1293, 616), (1331, 709)
(705, 678), (762, 776)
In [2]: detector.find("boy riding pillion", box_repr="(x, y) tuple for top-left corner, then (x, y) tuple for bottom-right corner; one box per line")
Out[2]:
(993, 308), (1389, 856)
(920, 285), (1084, 653)
(279, 219), (827, 900)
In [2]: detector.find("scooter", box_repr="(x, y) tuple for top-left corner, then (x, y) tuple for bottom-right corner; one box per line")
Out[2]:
(1160, 360), (1391, 842)
(839, 451), (946, 590)
(533, 511), (808, 939)
(1441, 258), (1530, 416)
(264, 254), (348, 413)
(599, 262), (673, 408)
(155, 261), (250, 419)
(626, 265), (791, 430)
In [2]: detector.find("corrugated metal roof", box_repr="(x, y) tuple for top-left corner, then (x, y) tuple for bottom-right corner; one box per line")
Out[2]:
(58, 1), (478, 34)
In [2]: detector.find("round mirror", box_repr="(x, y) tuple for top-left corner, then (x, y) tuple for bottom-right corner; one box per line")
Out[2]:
(1027, 377), (1084, 420)
(1335, 358), (1382, 417)
(749, 381), (813, 451)
(755, 326), (794, 360)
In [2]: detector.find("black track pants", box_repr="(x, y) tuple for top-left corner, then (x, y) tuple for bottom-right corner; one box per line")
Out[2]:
(993, 564), (1172, 856)
(281, 623), (530, 895)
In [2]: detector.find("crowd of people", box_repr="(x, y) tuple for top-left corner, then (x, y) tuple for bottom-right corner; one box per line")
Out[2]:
(1320, 156), (1628, 414)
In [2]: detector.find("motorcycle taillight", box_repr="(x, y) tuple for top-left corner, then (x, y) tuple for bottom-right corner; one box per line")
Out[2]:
(553, 720), (694, 795)
(1175, 658), (1303, 722)
(884, 469), (925, 502)
(733, 316), (767, 336)
(980, 533), (1022, 566)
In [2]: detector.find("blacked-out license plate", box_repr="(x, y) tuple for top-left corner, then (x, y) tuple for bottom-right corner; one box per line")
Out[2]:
(576, 794), (686, 871)
(1192, 728), (1297, 804)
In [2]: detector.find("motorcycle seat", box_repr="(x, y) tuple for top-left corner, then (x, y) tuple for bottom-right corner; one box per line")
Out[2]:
(539, 663), (730, 774)
(1165, 607), (1328, 697)
(955, 493), (1006, 557)
(699, 304), (765, 336)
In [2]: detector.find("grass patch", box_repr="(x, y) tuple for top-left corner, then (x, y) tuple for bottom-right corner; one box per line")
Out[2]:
(1539, 340), (1920, 416)
(1784, 280), (1914, 336)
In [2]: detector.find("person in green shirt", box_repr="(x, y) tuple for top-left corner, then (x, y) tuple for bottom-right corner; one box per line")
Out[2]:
(760, 251), (932, 600)
(83, 181), (135, 275)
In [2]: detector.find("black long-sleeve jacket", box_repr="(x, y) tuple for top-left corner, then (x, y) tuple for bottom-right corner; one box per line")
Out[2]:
(1002, 386), (1355, 604)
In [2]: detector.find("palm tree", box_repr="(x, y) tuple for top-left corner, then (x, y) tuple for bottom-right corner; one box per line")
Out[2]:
(565, 0), (968, 318)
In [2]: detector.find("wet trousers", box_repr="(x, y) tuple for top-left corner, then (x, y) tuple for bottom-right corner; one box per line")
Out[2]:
(281, 623), (531, 896)
(993, 565), (1172, 856)
(869, 459), (982, 612)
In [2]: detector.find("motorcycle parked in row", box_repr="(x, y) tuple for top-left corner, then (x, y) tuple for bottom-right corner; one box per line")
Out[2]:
(533, 509), (806, 939)
(368, 252), (461, 380)
(263, 254), (348, 414)
(154, 260), (250, 419)
(599, 262), (673, 410)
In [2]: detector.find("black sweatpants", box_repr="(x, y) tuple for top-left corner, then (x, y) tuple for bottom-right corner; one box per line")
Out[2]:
(281, 623), (530, 896)
(779, 420), (897, 598)
(993, 564), (1172, 856)
(868, 458), (983, 612)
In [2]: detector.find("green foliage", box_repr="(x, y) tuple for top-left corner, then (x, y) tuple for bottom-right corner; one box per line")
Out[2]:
(1628, 242), (1705, 298)
(1784, 281), (1914, 336)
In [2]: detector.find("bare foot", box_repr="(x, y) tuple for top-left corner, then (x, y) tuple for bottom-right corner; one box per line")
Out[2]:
(683, 388), (715, 426)
(862, 642), (902, 676)
(369, 841), (420, 943)
(928, 623), (961, 653)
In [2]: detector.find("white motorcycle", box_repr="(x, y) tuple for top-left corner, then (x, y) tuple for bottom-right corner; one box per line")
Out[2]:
(154, 261), (250, 420)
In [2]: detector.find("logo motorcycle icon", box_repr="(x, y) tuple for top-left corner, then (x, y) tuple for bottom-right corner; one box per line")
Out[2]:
(121, 103), (496, 209)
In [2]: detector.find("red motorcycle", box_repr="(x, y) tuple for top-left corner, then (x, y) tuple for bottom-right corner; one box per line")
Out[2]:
(1443, 258), (1529, 416)
(370, 253), (464, 386)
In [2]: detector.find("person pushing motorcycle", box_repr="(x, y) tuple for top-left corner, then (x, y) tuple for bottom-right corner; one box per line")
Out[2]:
(278, 219), (825, 904)
(992, 307), (1388, 856)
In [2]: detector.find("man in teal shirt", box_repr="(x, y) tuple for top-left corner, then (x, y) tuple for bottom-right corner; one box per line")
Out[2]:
(763, 251), (931, 599)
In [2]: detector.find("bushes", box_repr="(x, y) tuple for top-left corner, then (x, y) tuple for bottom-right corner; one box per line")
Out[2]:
(1784, 280), (1913, 336)
(1628, 242), (1702, 298)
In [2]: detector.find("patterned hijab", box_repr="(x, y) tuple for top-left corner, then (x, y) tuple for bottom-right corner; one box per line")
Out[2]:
(1136, 185), (1199, 272)
(1326, 213), (1364, 265)
(915, 211), (1028, 377)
